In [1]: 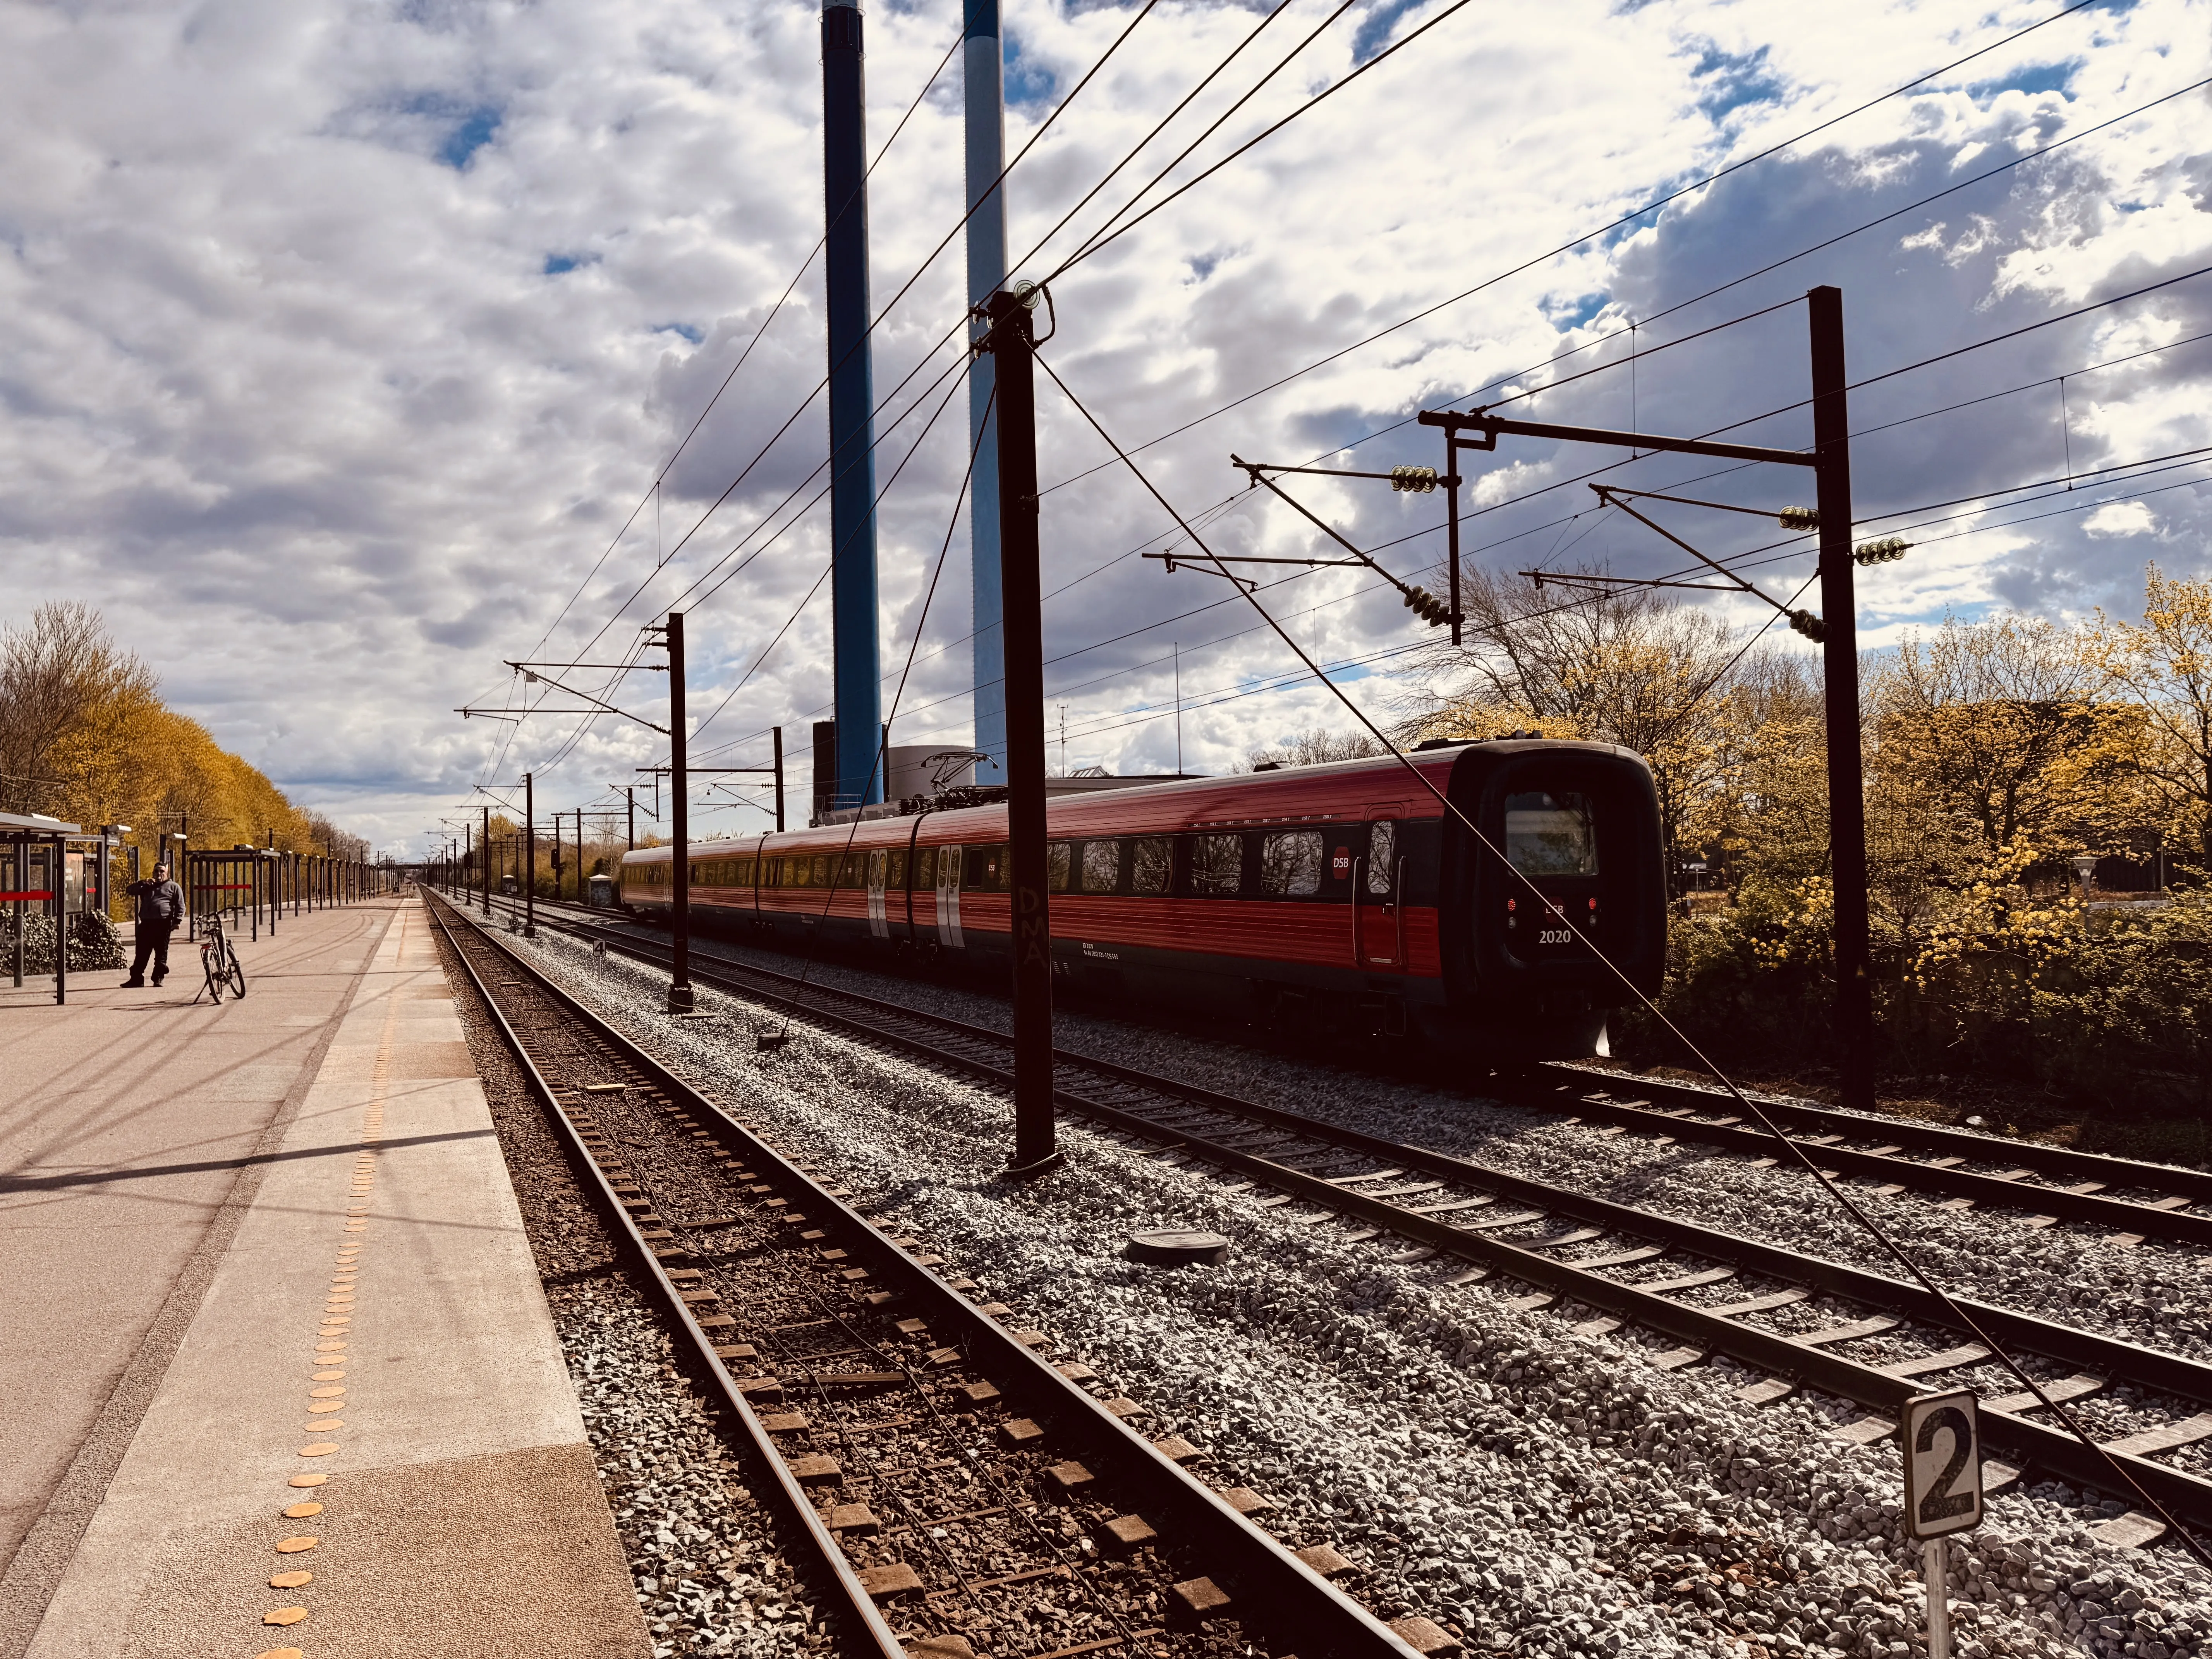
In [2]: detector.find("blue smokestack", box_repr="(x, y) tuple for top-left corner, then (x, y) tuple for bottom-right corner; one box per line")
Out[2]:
(823, 0), (883, 809)
(965, 0), (1009, 787)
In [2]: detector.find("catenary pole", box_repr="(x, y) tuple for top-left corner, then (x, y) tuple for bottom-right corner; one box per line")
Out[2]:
(666, 612), (695, 1013)
(772, 726), (787, 832)
(965, 0), (1010, 787)
(482, 805), (491, 914)
(524, 771), (537, 938)
(1810, 286), (1875, 1111)
(822, 0), (884, 811)
(986, 289), (1060, 1177)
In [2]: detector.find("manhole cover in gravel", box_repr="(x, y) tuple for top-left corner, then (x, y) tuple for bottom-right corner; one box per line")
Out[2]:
(1125, 1230), (1231, 1266)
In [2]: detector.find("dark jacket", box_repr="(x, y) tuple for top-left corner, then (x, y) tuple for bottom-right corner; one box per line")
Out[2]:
(127, 878), (185, 929)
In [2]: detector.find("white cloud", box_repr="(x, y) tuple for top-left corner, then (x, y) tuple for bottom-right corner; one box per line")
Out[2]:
(2, 0), (2209, 853)
(2081, 499), (2157, 536)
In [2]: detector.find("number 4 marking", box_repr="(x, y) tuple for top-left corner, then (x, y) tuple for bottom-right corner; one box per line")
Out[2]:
(1903, 1390), (1983, 1538)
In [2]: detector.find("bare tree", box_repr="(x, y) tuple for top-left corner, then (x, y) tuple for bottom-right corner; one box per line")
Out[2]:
(1397, 568), (1750, 874)
(1241, 727), (1386, 771)
(0, 602), (159, 816)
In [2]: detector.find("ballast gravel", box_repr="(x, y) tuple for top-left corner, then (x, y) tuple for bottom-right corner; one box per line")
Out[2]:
(655, 928), (2212, 1366)
(557, 1286), (826, 1659)
(513, 924), (2212, 1659)
(435, 921), (826, 1659)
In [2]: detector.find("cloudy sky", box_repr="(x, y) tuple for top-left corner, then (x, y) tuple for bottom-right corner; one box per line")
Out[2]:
(2, 0), (2207, 854)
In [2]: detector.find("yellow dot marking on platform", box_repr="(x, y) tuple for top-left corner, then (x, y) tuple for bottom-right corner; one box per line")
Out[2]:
(287, 1474), (327, 1488)
(307, 1404), (344, 1416)
(257, 1647), (306, 1659)
(270, 1571), (313, 1589)
(283, 1503), (323, 1519)
(312, 1370), (345, 1381)
(309, 1386), (345, 1398)
(263, 1607), (307, 1626)
(298, 1442), (338, 1457)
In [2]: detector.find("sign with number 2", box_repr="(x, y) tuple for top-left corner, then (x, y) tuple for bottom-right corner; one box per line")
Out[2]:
(1903, 1390), (1983, 1539)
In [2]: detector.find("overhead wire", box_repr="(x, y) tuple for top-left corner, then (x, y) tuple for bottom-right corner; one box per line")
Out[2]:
(1030, 342), (2212, 1565)
(512, 21), (968, 725)
(530, 4), (2186, 793)
(634, 0), (1164, 591)
(1034, 0), (2142, 497)
(479, 0), (1179, 800)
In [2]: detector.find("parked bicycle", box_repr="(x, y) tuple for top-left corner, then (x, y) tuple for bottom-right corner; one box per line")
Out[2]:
(195, 911), (247, 1004)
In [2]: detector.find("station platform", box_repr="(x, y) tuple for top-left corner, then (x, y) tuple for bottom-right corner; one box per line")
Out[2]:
(0, 897), (648, 1659)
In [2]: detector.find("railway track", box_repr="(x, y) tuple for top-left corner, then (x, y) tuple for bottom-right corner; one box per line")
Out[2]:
(424, 892), (1432, 1659)
(475, 891), (2212, 1548)
(495, 892), (2212, 1249)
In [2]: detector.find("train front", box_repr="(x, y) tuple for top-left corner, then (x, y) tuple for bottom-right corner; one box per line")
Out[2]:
(1435, 739), (1668, 1060)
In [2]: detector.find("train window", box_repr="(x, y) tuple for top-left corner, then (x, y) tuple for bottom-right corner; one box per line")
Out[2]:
(837, 853), (863, 889)
(1188, 834), (1242, 896)
(1506, 791), (1599, 876)
(1047, 843), (1073, 892)
(1130, 838), (1170, 894)
(1260, 830), (1323, 896)
(888, 850), (907, 888)
(1367, 821), (1397, 893)
(785, 857), (809, 887)
(810, 855), (833, 887)
(734, 858), (752, 885)
(915, 846), (938, 888)
(972, 844), (1009, 891)
(1080, 840), (1120, 893)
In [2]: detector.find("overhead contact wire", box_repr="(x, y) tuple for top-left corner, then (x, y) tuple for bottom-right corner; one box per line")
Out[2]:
(1032, 344), (2212, 1565)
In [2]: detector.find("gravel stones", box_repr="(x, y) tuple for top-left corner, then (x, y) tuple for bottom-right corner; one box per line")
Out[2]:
(513, 925), (2212, 1659)
(434, 924), (829, 1659)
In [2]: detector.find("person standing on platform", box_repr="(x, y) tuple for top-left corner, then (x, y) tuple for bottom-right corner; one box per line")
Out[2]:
(122, 862), (185, 988)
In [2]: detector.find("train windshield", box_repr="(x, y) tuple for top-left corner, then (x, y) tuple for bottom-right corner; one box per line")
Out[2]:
(1504, 791), (1599, 877)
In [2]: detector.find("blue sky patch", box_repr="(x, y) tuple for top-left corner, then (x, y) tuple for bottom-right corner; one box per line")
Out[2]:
(1003, 34), (1055, 108)
(1545, 292), (1609, 331)
(543, 253), (596, 275)
(655, 321), (704, 344)
(1352, 0), (1429, 64)
(436, 103), (502, 169)
(1969, 60), (2079, 100)
(1692, 43), (1786, 125)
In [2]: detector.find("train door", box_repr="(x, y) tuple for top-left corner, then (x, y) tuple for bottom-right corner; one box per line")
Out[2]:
(866, 850), (889, 939)
(1355, 805), (1405, 969)
(935, 845), (963, 949)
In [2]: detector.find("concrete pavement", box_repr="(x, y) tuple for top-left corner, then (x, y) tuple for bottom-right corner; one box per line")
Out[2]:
(2, 896), (648, 1658)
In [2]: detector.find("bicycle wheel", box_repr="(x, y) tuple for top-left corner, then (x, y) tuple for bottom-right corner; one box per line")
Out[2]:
(225, 943), (247, 999)
(203, 946), (224, 1003)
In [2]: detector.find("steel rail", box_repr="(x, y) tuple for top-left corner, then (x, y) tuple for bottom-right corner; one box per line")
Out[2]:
(430, 893), (1420, 1659)
(421, 896), (911, 1659)
(505, 901), (2212, 1533)
(517, 893), (2212, 1233)
(1530, 1066), (2212, 1212)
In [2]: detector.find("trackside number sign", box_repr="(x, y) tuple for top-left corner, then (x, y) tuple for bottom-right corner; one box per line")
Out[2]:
(1903, 1390), (1983, 1538)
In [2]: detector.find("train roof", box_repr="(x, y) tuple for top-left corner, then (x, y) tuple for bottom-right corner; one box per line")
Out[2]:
(618, 738), (1639, 864)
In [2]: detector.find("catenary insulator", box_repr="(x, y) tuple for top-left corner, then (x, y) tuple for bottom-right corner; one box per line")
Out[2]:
(1391, 465), (1439, 494)
(1777, 506), (1819, 529)
(1788, 608), (1827, 643)
(1402, 585), (1454, 627)
(1853, 536), (1911, 566)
